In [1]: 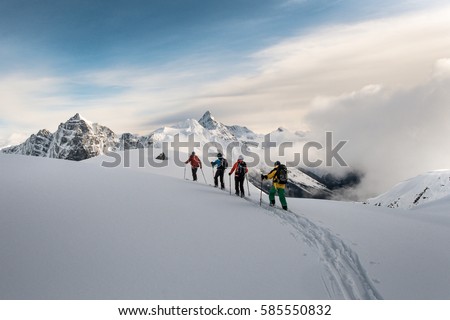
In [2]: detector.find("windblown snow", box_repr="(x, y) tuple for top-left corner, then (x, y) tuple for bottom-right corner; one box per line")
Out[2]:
(1, 151), (450, 299)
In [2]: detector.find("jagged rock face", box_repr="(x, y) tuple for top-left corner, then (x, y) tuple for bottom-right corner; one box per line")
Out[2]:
(28, 129), (54, 156)
(2, 129), (53, 157)
(120, 133), (152, 150)
(2, 113), (118, 161)
(48, 114), (118, 161)
(198, 111), (217, 130)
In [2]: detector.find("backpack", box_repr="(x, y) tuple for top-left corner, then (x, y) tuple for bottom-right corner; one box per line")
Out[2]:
(156, 152), (166, 160)
(275, 164), (288, 184)
(218, 158), (228, 170)
(190, 155), (201, 167)
(236, 161), (247, 177)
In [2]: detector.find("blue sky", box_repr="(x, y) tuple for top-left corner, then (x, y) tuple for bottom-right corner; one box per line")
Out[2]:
(0, 0), (449, 142)
(0, 0), (435, 73)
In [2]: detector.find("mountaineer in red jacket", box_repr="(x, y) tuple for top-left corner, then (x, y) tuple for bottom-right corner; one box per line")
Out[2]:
(185, 151), (202, 181)
(229, 155), (248, 197)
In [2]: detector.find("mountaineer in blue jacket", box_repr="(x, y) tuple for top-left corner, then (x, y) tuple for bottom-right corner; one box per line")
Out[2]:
(211, 153), (228, 189)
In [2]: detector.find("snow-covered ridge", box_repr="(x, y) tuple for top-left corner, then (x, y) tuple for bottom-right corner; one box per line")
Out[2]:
(0, 153), (352, 299)
(366, 170), (450, 209)
(0, 152), (381, 299)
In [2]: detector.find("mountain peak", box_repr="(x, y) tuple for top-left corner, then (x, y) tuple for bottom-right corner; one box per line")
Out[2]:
(198, 110), (218, 130)
(199, 110), (214, 121)
(67, 113), (92, 124)
(197, 110), (239, 141)
(203, 110), (213, 118)
(70, 113), (82, 121)
(36, 129), (52, 137)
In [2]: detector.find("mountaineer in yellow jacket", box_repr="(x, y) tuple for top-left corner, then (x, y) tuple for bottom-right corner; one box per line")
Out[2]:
(261, 161), (288, 210)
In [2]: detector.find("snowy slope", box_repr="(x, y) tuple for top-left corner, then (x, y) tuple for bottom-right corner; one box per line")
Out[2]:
(0, 153), (341, 299)
(3, 152), (450, 299)
(366, 170), (450, 209)
(290, 197), (450, 299)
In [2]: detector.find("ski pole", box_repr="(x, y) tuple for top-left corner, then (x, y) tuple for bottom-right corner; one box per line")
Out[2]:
(260, 177), (263, 206)
(246, 174), (251, 196)
(229, 174), (232, 195)
(200, 167), (207, 184)
(184, 165), (186, 180)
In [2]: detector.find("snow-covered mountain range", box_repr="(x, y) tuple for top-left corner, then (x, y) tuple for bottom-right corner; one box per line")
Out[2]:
(2, 111), (352, 199)
(366, 170), (450, 209)
(1, 111), (269, 158)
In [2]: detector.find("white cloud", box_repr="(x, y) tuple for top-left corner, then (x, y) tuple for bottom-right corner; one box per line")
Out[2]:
(0, 68), (212, 140)
(3, 5), (450, 135)
(0, 132), (30, 148)
(0, 74), (72, 139)
(186, 5), (450, 131)
(432, 58), (450, 80)
(306, 68), (450, 199)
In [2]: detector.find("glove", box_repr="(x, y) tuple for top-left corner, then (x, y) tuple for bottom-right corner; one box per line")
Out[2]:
(211, 161), (214, 165)
(261, 174), (267, 180)
(229, 173), (232, 176)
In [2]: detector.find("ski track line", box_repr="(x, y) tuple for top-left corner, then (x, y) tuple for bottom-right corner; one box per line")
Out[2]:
(251, 199), (383, 300)
(191, 180), (383, 299)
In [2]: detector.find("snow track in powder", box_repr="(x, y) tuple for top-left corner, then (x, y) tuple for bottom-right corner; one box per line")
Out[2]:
(251, 199), (382, 299)
(204, 184), (383, 300)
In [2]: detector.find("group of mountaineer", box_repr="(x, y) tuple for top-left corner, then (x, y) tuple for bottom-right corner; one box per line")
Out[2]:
(184, 151), (288, 210)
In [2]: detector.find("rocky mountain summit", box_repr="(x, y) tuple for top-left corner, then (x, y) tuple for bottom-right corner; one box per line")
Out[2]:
(1, 113), (117, 161)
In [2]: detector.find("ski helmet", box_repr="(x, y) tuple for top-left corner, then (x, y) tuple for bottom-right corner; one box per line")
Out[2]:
(274, 161), (281, 166)
(238, 155), (244, 160)
(191, 151), (196, 155)
(217, 152), (223, 158)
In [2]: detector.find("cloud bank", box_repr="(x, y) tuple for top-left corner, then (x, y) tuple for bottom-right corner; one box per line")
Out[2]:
(307, 64), (450, 199)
